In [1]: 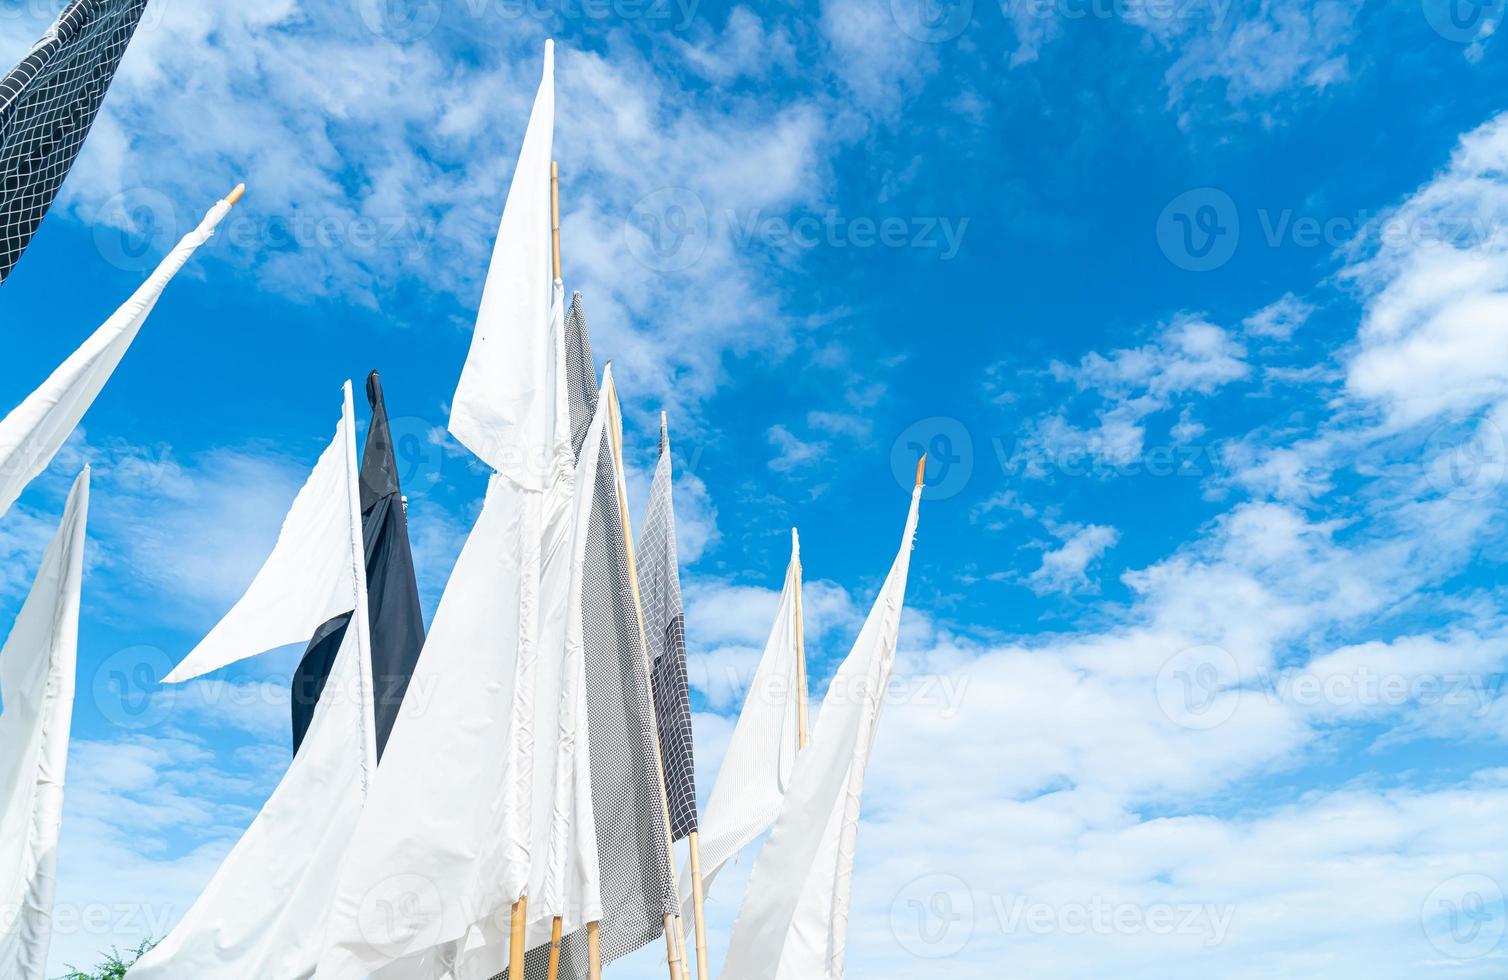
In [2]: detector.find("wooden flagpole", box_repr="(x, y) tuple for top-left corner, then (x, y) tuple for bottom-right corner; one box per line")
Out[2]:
(540, 155), (567, 980)
(511, 158), (566, 980)
(793, 536), (809, 751)
(606, 381), (686, 980)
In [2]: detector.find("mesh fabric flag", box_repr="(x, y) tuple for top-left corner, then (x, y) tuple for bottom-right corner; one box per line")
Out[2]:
(0, 0), (149, 283)
(292, 370), (427, 760)
(638, 416), (697, 841)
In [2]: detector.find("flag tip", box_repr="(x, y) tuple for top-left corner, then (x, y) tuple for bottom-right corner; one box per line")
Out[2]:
(915, 454), (927, 488)
(225, 183), (246, 206)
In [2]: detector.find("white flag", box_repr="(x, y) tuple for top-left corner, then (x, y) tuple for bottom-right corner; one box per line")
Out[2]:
(0, 468), (89, 980)
(680, 529), (804, 917)
(129, 383), (373, 980)
(449, 39), (556, 490)
(720, 488), (921, 980)
(0, 194), (233, 520)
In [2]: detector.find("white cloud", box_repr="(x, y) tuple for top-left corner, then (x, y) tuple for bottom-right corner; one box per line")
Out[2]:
(1034, 315), (1249, 468)
(766, 423), (829, 473)
(1161, 0), (1363, 111)
(1344, 112), (1508, 427)
(1028, 524), (1121, 595)
(1243, 292), (1314, 340)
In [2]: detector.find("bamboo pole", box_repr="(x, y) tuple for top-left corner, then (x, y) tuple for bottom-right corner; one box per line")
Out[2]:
(546, 915), (563, 980)
(606, 382), (686, 980)
(551, 161), (562, 279)
(509, 896), (528, 980)
(793, 538), (809, 751)
(587, 922), (602, 980)
(687, 832), (711, 980)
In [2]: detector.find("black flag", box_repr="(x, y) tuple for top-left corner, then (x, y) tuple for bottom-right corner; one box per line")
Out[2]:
(291, 371), (426, 759)
(0, 0), (150, 284)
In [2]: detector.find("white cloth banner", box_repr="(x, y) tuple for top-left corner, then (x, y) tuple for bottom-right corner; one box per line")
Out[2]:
(680, 529), (804, 917)
(316, 469), (538, 978)
(442, 347), (607, 980)
(164, 390), (365, 683)
(449, 40), (556, 490)
(129, 383), (374, 980)
(0, 197), (232, 521)
(0, 469), (89, 980)
(719, 488), (922, 980)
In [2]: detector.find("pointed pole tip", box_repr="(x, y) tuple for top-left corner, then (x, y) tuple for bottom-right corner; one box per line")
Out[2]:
(225, 183), (246, 206)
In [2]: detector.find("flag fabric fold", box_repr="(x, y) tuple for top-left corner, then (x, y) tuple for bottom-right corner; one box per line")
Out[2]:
(292, 370), (427, 759)
(449, 40), (556, 489)
(0, 0), (150, 283)
(679, 529), (804, 917)
(639, 417), (697, 842)
(0, 194), (233, 521)
(129, 384), (375, 980)
(719, 489), (922, 980)
(0, 468), (89, 980)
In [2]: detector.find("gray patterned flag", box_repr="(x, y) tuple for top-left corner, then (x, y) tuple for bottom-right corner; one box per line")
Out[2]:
(502, 294), (679, 980)
(639, 416), (698, 841)
(0, 0), (150, 284)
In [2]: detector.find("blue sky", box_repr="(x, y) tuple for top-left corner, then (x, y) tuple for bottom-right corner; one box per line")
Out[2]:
(4, 0), (1508, 975)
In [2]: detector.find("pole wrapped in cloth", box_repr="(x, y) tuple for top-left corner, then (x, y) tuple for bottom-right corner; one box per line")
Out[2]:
(0, 192), (235, 520)
(316, 43), (565, 980)
(638, 417), (698, 842)
(497, 355), (680, 980)
(0, 0), (150, 283)
(679, 530), (804, 915)
(130, 383), (376, 979)
(0, 469), (89, 980)
(291, 370), (427, 759)
(719, 488), (922, 980)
